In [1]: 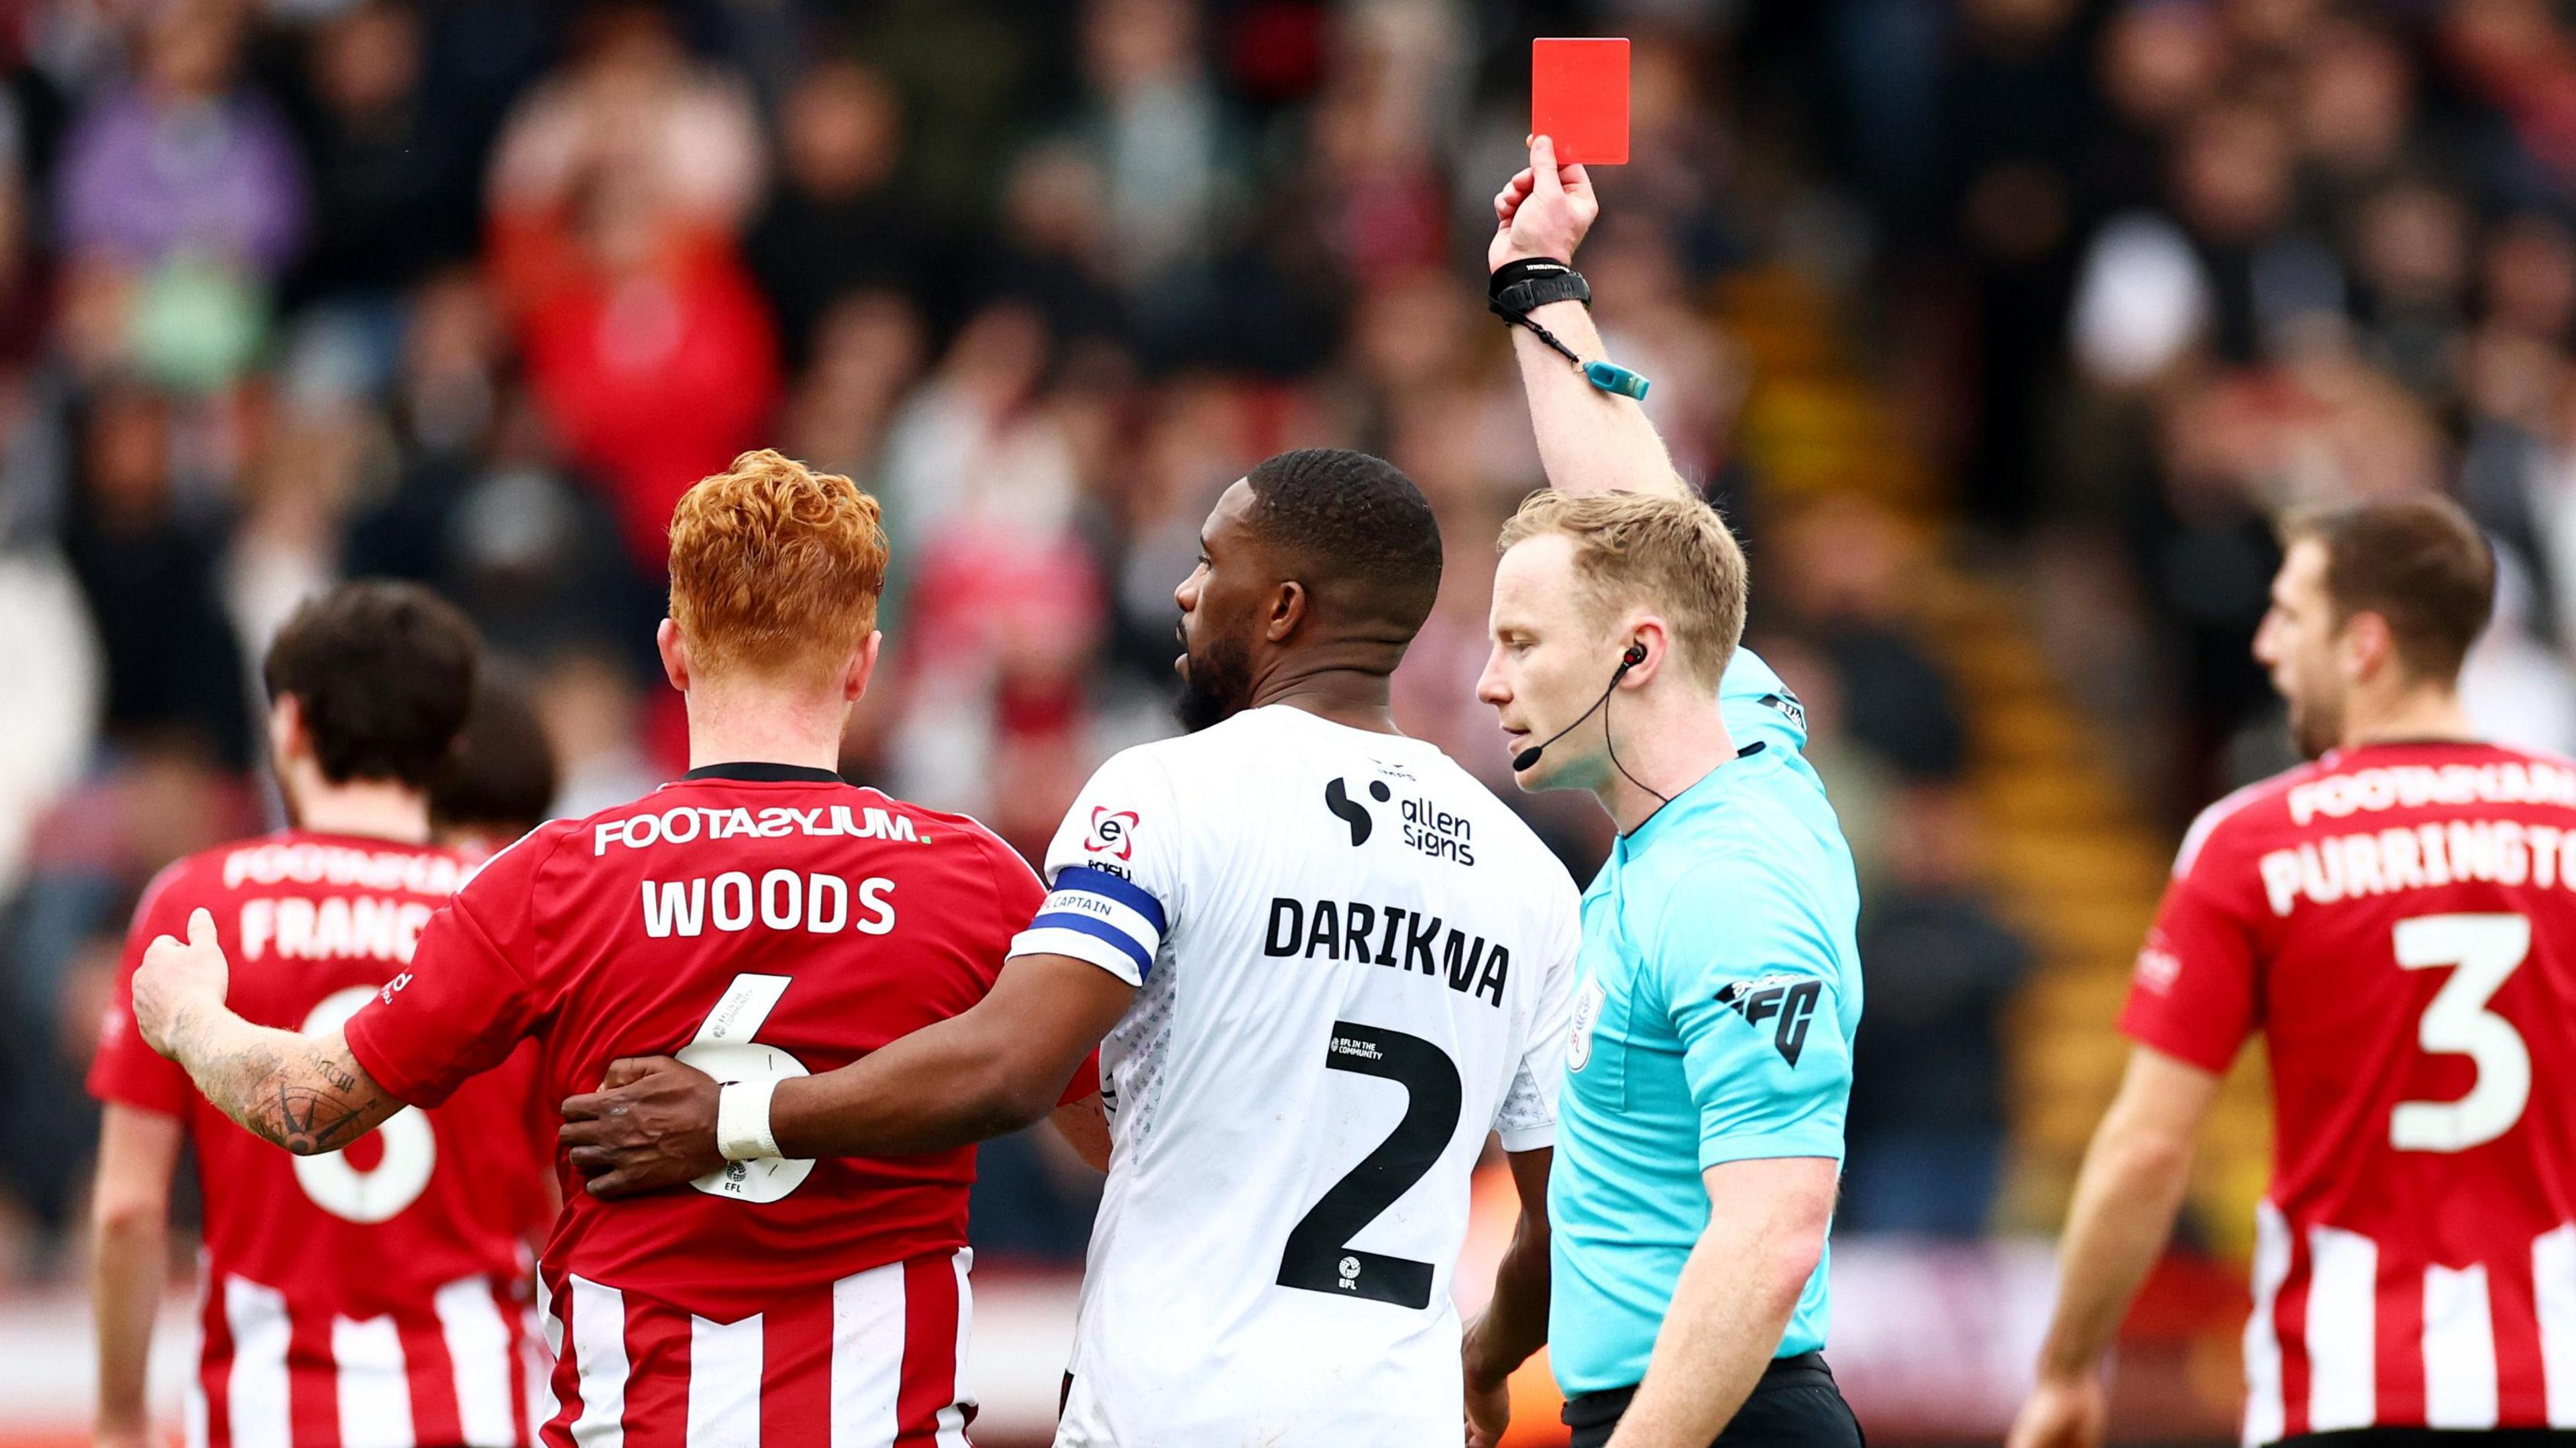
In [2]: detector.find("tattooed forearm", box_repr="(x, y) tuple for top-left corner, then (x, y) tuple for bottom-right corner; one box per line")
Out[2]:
(162, 1007), (400, 1156)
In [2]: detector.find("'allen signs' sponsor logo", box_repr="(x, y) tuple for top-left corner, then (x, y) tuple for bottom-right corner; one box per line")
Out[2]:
(1397, 795), (1474, 865)
(1718, 973), (1822, 1066)
(1327, 776), (1476, 865)
(1326, 777), (1390, 846)
(1083, 806), (1138, 860)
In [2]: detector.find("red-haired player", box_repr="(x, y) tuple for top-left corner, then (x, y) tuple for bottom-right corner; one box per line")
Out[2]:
(125, 451), (1105, 1447)
(2012, 497), (2576, 1448)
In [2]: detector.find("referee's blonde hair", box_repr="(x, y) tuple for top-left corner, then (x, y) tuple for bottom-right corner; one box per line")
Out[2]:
(1498, 490), (1748, 688)
(667, 449), (890, 685)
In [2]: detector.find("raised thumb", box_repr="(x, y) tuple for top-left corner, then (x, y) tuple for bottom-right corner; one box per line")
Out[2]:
(1530, 134), (1562, 195)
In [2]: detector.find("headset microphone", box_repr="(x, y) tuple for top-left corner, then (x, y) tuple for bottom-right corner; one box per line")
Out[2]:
(1513, 643), (1649, 773)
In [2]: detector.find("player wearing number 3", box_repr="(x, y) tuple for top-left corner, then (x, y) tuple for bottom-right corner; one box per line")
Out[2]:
(127, 453), (1107, 1447)
(90, 583), (555, 1448)
(2011, 498), (2576, 1448)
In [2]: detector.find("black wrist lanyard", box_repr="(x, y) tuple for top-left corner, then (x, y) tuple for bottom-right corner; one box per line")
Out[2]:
(1489, 258), (1651, 400)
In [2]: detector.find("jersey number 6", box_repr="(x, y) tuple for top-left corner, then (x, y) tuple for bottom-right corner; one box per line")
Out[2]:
(2392, 912), (2532, 1154)
(1277, 1022), (1462, 1310)
(679, 972), (816, 1203)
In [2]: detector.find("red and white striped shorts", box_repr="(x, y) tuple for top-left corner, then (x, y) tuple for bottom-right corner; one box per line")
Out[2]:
(537, 1249), (974, 1448)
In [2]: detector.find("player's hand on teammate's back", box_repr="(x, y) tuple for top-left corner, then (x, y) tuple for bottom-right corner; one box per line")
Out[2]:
(561, 1056), (724, 1196)
(131, 907), (229, 1059)
(2006, 1372), (2108, 1448)
(1490, 133), (1599, 273)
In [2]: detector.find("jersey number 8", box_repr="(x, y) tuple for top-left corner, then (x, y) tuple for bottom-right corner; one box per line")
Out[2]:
(2392, 912), (2532, 1154)
(293, 986), (435, 1223)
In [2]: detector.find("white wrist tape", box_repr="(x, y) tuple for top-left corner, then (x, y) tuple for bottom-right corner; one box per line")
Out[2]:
(716, 1078), (782, 1162)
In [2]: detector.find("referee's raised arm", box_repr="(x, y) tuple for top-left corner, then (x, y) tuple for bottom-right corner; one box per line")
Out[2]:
(1489, 133), (1691, 501)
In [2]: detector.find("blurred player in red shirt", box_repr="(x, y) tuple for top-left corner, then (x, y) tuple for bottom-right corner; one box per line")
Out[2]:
(122, 450), (1104, 1447)
(89, 581), (555, 1448)
(2012, 497), (2576, 1448)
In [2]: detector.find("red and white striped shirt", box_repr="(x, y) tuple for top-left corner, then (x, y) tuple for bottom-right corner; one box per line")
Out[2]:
(2123, 742), (2576, 1442)
(535, 1248), (973, 1448)
(340, 767), (1094, 1443)
(190, 1262), (549, 1448)
(90, 832), (557, 1448)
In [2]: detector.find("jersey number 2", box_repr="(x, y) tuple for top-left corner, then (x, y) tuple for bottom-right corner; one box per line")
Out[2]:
(2392, 913), (2532, 1153)
(293, 987), (435, 1223)
(1276, 1022), (1461, 1310)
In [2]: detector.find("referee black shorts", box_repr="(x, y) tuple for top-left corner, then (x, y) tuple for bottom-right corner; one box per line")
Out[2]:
(1564, 1351), (1866, 1448)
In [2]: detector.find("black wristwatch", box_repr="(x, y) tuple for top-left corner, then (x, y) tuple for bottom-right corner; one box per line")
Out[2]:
(1489, 258), (1592, 319)
(1487, 256), (1650, 399)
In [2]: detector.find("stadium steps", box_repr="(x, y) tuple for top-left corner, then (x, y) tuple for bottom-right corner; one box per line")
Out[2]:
(1713, 267), (2272, 1256)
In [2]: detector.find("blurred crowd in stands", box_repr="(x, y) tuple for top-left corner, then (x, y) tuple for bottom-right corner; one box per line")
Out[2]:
(1882, 0), (2576, 812)
(42, 0), (2573, 1279)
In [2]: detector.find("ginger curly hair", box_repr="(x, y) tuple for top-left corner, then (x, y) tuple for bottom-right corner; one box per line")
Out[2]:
(667, 449), (890, 682)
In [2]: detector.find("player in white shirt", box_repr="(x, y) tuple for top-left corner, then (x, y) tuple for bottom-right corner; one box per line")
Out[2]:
(559, 449), (1578, 1446)
(1024, 680), (1578, 1445)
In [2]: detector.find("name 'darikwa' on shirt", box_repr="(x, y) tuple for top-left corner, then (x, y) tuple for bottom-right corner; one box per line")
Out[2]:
(1262, 895), (1513, 1008)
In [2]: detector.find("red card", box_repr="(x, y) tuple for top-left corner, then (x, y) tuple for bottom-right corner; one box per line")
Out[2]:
(1532, 38), (1629, 166)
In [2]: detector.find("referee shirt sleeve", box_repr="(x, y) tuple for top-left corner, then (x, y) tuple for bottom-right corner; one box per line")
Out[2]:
(1010, 748), (1181, 988)
(1650, 852), (1851, 1170)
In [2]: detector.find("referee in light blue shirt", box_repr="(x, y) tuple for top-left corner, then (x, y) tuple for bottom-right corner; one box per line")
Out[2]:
(1455, 136), (1864, 1448)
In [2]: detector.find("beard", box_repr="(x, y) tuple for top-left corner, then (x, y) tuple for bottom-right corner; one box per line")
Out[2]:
(2286, 689), (2343, 761)
(1176, 626), (1254, 734)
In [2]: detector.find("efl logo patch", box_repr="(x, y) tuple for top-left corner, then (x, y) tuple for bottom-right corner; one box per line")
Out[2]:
(1084, 807), (1138, 860)
(1718, 974), (1822, 1066)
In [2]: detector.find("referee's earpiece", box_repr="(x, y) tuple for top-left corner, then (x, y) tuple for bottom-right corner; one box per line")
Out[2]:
(1512, 641), (1657, 773)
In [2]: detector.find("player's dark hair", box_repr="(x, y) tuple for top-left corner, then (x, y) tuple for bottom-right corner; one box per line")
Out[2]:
(2281, 496), (2494, 685)
(1241, 448), (1443, 649)
(431, 667), (559, 838)
(262, 581), (482, 789)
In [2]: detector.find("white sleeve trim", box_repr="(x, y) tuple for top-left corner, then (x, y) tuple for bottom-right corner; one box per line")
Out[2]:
(1010, 926), (1147, 989)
